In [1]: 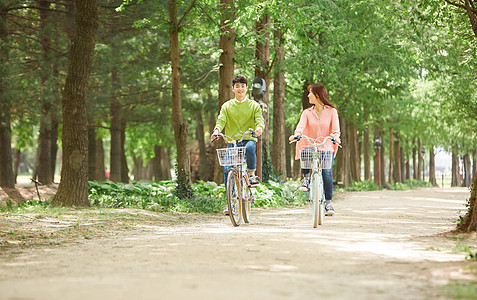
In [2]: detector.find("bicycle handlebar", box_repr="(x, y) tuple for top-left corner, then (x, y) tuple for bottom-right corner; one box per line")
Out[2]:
(289, 133), (342, 148)
(211, 128), (258, 144)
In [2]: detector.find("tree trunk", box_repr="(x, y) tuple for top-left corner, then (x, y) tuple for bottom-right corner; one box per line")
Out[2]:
(363, 123), (371, 181)
(340, 117), (352, 187)
(95, 137), (106, 181)
(393, 132), (402, 183)
(194, 111), (209, 181)
(120, 121), (129, 183)
(285, 125), (292, 178)
(457, 173), (477, 232)
(473, 150), (476, 180)
(373, 127), (380, 187)
(463, 154), (472, 187)
(13, 149), (20, 184)
(254, 13), (270, 153)
(417, 139), (422, 181)
(429, 147), (438, 187)
(214, 0), (235, 184)
(451, 147), (459, 187)
(271, 24), (286, 180)
(412, 139), (418, 180)
(153, 145), (171, 181)
(37, 0), (54, 185)
(169, 0), (192, 197)
(0, 4), (14, 189)
(88, 122), (96, 181)
(109, 71), (122, 182)
(52, 0), (98, 207)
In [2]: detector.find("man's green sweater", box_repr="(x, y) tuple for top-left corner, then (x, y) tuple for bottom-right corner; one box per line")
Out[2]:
(215, 97), (265, 141)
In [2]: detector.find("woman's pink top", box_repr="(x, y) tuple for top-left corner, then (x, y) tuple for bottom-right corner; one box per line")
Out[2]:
(294, 105), (340, 160)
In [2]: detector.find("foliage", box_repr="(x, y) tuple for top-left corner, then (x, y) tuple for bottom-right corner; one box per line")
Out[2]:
(339, 179), (432, 192)
(445, 281), (477, 299)
(88, 179), (308, 214)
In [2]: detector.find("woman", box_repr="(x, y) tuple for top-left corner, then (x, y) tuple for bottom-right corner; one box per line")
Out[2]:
(289, 83), (340, 216)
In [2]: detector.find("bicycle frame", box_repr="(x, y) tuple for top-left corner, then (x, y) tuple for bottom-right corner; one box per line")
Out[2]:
(290, 134), (339, 227)
(213, 129), (257, 226)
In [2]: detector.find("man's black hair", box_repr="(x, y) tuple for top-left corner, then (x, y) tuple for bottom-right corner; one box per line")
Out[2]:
(232, 75), (248, 85)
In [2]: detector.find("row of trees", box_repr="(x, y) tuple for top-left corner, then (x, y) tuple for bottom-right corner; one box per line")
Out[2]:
(0, 0), (475, 227)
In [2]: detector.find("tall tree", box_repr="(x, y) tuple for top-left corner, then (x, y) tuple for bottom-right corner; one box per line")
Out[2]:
(51, 0), (98, 207)
(168, 0), (195, 198)
(271, 21), (286, 179)
(214, 0), (235, 184)
(0, 2), (14, 189)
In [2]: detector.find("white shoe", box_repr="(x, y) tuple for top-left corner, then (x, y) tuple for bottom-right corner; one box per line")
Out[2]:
(299, 178), (309, 192)
(325, 203), (335, 216)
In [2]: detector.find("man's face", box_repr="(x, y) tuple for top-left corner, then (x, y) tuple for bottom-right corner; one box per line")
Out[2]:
(232, 82), (248, 100)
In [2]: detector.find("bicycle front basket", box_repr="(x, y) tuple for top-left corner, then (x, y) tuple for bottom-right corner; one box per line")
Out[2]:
(216, 147), (246, 166)
(313, 151), (333, 169)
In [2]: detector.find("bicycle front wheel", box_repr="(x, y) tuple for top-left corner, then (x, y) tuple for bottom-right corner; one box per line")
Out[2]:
(312, 173), (321, 228)
(317, 173), (325, 225)
(242, 176), (252, 223)
(226, 169), (241, 226)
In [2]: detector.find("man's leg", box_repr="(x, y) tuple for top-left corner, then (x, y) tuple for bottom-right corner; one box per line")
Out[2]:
(243, 140), (259, 187)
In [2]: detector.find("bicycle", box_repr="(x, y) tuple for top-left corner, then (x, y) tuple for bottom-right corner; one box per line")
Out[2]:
(290, 134), (340, 228)
(212, 129), (257, 226)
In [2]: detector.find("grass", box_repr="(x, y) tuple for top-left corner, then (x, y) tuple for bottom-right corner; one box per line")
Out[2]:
(445, 281), (477, 299)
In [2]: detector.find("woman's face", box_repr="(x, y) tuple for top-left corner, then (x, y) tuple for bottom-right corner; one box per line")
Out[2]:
(308, 90), (322, 106)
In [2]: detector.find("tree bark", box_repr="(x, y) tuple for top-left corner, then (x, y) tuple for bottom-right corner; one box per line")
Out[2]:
(0, 3), (14, 189)
(51, 0), (98, 207)
(363, 123), (371, 181)
(393, 132), (402, 183)
(169, 0), (192, 197)
(285, 125), (292, 178)
(271, 24), (286, 180)
(120, 121), (129, 183)
(95, 137), (106, 181)
(417, 139), (422, 181)
(109, 70), (122, 182)
(457, 173), (477, 232)
(451, 147), (459, 187)
(214, 0), (235, 184)
(463, 154), (472, 187)
(254, 13), (270, 153)
(429, 147), (438, 187)
(88, 121), (96, 181)
(194, 111), (209, 181)
(412, 139), (418, 180)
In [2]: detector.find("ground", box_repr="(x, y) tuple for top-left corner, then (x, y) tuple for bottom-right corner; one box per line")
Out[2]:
(0, 187), (476, 300)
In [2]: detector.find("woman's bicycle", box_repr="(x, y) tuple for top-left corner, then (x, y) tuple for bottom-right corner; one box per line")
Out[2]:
(290, 134), (340, 228)
(212, 129), (257, 226)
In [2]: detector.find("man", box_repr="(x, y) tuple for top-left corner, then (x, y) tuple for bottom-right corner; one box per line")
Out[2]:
(213, 75), (265, 187)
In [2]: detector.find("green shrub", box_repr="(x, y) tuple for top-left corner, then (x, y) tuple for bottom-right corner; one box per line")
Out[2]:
(88, 179), (308, 214)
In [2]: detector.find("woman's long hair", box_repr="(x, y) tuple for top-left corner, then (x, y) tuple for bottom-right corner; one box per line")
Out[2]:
(308, 83), (336, 108)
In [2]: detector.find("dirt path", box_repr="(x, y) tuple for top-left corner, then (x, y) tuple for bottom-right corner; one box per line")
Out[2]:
(1, 187), (476, 300)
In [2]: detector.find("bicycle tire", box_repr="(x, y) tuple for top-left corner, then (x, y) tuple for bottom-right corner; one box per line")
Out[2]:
(318, 173), (325, 225)
(226, 169), (241, 226)
(312, 173), (319, 228)
(242, 176), (252, 223)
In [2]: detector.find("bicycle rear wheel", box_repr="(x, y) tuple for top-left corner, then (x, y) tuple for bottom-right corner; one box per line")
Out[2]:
(242, 176), (252, 223)
(226, 169), (241, 226)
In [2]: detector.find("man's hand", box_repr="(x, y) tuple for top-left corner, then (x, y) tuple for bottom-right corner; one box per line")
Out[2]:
(254, 128), (262, 137)
(211, 128), (220, 140)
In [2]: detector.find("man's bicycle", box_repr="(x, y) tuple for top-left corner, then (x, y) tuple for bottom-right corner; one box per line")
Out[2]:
(213, 129), (257, 226)
(290, 134), (340, 227)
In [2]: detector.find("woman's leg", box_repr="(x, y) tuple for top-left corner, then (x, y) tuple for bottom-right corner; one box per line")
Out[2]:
(322, 156), (334, 202)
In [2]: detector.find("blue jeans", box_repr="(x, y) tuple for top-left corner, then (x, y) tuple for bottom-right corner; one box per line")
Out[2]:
(301, 148), (334, 202)
(224, 140), (257, 184)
